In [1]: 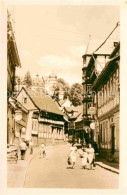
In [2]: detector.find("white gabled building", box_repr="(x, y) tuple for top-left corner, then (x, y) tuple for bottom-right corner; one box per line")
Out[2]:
(16, 87), (65, 146)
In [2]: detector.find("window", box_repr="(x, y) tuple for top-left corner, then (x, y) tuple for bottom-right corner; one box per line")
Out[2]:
(113, 73), (116, 95)
(101, 88), (104, 106)
(114, 42), (118, 47)
(110, 77), (113, 97)
(32, 121), (34, 130)
(87, 103), (92, 110)
(107, 82), (110, 101)
(104, 85), (107, 104)
(83, 57), (86, 66)
(100, 124), (102, 143)
(87, 85), (91, 93)
(24, 97), (27, 103)
(98, 91), (102, 107)
(102, 123), (105, 143)
(94, 94), (97, 104)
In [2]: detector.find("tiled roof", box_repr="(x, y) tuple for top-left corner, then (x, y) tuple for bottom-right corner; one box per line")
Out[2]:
(65, 105), (83, 113)
(65, 105), (83, 120)
(24, 88), (64, 116)
(86, 23), (120, 55)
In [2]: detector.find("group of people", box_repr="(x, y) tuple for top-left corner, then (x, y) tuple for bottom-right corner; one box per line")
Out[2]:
(19, 140), (46, 160)
(68, 143), (95, 170)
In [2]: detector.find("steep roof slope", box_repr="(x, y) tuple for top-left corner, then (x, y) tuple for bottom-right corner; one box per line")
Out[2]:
(85, 23), (120, 55)
(24, 88), (64, 115)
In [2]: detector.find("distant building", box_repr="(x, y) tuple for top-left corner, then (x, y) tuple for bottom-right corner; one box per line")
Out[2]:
(16, 87), (65, 146)
(31, 74), (45, 92)
(15, 73), (65, 100)
(45, 73), (58, 96)
(66, 105), (84, 143)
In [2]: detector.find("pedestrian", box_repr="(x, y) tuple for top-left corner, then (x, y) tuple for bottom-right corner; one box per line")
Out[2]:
(39, 143), (46, 159)
(19, 140), (27, 160)
(87, 143), (95, 170)
(69, 143), (77, 169)
(81, 147), (88, 169)
(29, 140), (34, 155)
(25, 140), (29, 148)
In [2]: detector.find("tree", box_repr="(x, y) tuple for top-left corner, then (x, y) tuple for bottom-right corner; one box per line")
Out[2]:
(24, 71), (32, 87)
(52, 78), (70, 100)
(57, 78), (70, 99)
(69, 83), (83, 106)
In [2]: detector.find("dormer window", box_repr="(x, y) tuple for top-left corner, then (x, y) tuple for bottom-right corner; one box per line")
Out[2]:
(114, 42), (118, 47)
(24, 97), (27, 103)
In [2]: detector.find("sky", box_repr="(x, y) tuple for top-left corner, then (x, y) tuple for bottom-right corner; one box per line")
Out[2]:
(8, 5), (120, 86)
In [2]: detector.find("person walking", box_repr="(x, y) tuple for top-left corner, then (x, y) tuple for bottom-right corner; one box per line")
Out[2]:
(81, 148), (88, 169)
(39, 143), (46, 159)
(19, 141), (27, 160)
(29, 140), (34, 155)
(69, 143), (77, 169)
(87, 143), (95, 170)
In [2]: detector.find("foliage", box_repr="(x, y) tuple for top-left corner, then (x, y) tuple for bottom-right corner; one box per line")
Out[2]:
(24, 71), (32, 87)
(69, 83), (83, 106)
(52, 78), (70, 100)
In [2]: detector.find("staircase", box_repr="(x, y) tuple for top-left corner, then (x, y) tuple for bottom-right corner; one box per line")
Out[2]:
(7, 146), (18, 164)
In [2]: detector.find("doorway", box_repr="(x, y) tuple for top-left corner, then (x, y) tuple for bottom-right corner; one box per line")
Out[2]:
(111, 125), (115, 155)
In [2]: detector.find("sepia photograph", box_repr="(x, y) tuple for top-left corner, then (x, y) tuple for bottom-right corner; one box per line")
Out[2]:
(2, 0), (127, 193)
(6, 2), (120, 189)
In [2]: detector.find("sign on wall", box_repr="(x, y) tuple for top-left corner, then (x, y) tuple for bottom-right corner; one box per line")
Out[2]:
(15, 110), (22, 121)
(88, 107), (96, 115)
(90, 122), (95, 130)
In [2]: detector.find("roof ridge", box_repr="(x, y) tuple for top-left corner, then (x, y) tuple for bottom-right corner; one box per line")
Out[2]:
(24, 87), (63, 115)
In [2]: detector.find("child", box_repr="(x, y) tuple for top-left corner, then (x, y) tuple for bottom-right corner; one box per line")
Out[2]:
(39, 143), (46, 158)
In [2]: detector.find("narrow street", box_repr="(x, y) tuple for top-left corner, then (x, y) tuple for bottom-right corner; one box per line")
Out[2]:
(24, 145), (119, 189)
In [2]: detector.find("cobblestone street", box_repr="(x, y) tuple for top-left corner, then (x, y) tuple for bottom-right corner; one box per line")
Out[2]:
(23, 145), (119, 189)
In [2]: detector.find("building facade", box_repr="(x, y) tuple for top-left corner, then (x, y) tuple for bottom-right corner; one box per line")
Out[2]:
(92, 43), (120, 162)
(82, 23), (120, 146)
(7, 11), (21, 144)
(8, 97), (28, 146)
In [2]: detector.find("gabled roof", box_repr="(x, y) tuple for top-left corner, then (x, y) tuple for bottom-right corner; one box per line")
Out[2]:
(65, 105), (83, 113)
(94, 24), (120, 55)
(85, 23), (120, 56)
(65, 105), (83, 120)
(20, 87), (64, 116)
(9, 96), (28, 113)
